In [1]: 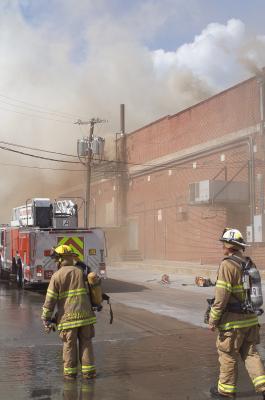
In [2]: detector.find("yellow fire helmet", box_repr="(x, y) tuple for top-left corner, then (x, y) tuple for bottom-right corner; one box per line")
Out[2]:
(219, 228), (250, 249)
(50, 244), (79, 259)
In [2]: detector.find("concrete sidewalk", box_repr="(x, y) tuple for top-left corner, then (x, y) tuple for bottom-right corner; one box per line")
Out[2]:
(106, 260), (265, 328)
(110, 259), (219, 281)
(110, 258), (265, 280)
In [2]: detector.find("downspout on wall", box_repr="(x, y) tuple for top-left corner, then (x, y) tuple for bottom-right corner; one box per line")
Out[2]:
(258, 75), (265, 135)
(119, 104), (127, 227)
(247, 136), (255, 241)
(255, 74), (265, 240)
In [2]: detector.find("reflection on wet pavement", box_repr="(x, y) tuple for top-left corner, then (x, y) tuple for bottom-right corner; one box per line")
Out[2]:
(0, 282), (264, 399)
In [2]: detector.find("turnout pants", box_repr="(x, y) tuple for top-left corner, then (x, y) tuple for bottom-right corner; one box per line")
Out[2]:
(59, 325), (95, 376)
(217, 325), (265, 397)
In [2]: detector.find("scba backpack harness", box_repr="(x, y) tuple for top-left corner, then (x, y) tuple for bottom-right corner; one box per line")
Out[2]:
(204, 256), (264, 324)
(224, 255), (264, 316)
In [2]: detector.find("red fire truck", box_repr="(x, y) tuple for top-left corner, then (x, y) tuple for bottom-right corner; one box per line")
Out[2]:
(0, 198), (107, 288)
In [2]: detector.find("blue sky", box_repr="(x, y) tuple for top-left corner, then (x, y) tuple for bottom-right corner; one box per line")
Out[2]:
(16, 0), (265, 52)
(151, 0), (265, 50)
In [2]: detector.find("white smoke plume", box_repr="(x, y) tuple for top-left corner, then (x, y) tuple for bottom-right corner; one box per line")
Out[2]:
(0, 0), (265, 221)
(152, 19), (265, 90)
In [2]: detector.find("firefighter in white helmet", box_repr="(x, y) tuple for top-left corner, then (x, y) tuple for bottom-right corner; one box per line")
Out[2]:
(208, 228), (265, 399)
(41, 244), (96, 381)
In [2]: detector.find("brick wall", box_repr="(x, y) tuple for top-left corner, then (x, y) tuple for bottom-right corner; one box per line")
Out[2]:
(126, 77), (260, 164)
(89, 76), (265, 266)
(127, 143), (252, 264)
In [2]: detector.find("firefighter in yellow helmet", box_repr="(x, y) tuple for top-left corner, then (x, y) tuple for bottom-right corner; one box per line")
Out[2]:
(208, 228), (265, 399)
(41, 244), (96, 381)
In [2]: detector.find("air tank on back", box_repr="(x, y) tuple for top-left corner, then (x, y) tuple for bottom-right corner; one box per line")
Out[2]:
(248, 265), (263, 310)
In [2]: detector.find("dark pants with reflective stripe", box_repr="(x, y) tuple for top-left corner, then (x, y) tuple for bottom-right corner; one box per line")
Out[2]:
(217, 325), (265, 396)
(59, 325), (95, 376)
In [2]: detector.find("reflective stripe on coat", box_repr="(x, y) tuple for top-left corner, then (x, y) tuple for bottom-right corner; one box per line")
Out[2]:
(42, 264), (96, 331)
(209, 250), (259, 331)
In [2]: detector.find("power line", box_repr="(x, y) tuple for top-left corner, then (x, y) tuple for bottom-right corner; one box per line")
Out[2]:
(0, 105), (74, 124)
(0, 93), (85, 120)
(0, 137), (264, 170)
(0, 140), (78, 158)
(0, 143), (261, 170)
(0, 135), (248, 168)
(0, 145), (80, 163)
(0, 99), (74, 121)
(0, 161), (84, 172)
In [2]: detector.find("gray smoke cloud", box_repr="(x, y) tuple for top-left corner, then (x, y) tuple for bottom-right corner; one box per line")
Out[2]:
(152, 19), (265, 90)
(0, 1), (265, 221)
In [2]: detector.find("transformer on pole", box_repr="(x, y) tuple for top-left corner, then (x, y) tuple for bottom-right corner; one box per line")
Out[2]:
(76, 118), (106, 228)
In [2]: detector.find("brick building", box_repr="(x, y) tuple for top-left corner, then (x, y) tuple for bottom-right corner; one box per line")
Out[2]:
(82, 75), (265, 267)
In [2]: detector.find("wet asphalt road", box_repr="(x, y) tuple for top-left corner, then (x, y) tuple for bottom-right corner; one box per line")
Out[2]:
(0, 279), (265, 400)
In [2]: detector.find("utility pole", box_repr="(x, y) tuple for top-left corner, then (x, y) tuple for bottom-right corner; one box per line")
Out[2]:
(76, 118), (106, 228)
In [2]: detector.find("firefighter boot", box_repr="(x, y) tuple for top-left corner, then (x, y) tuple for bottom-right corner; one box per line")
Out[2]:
(210, 386), (235, 399)
(82, 371), (96, 380)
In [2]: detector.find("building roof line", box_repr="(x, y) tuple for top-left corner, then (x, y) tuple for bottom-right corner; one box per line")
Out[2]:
(168, 76), (256, 120)
(126, 75), (258, 138)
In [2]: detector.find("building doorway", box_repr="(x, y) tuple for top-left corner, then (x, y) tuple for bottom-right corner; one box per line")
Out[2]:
(127, 219), (139, 250)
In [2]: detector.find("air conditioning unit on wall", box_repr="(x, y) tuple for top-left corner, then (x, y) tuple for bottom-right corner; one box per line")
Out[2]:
(189, 180), (249, 205)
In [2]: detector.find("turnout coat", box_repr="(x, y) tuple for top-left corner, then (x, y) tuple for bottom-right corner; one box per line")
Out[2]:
(42, 263), (96, 331)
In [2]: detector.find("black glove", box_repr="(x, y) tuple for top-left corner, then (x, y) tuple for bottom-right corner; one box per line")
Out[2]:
(43, 320), (56, 333)
(92, 304), (103, 312)
(204, 298), (215, 324)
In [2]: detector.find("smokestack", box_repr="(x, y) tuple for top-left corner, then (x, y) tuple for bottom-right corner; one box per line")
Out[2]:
(120, 104), (125, 135)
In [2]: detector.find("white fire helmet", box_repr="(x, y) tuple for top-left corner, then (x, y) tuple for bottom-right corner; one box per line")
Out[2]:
(219, 228), (250, 250)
